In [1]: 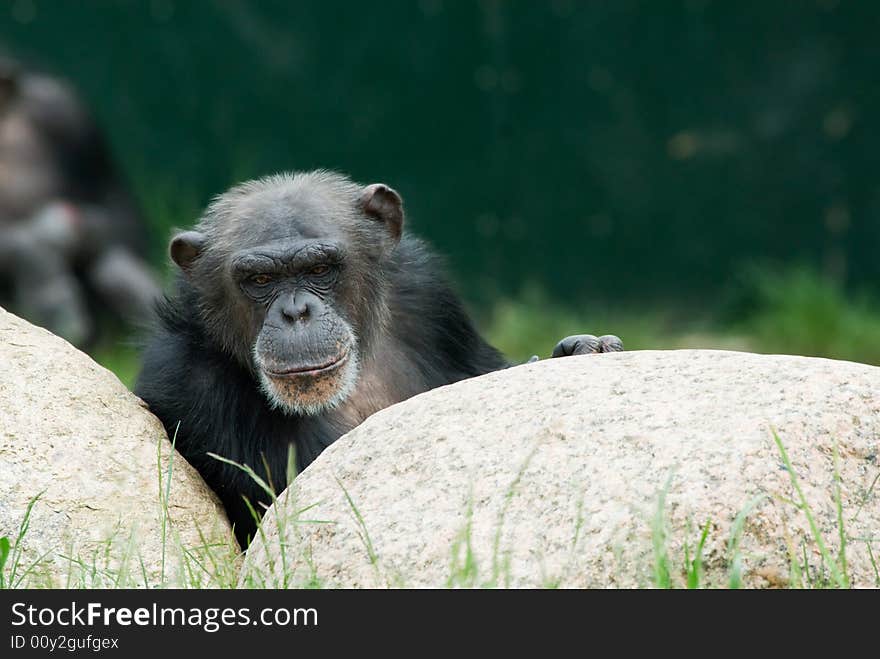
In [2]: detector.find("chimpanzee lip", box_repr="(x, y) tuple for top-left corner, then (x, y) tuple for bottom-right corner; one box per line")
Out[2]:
(264, 350), (349, 378)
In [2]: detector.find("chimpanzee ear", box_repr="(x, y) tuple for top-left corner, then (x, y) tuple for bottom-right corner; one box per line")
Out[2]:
(169, 231), (206, 272)
(360, 184), (403, 244)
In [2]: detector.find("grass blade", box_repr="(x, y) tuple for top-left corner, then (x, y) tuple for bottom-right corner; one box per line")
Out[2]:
(771, 429), (847, 587)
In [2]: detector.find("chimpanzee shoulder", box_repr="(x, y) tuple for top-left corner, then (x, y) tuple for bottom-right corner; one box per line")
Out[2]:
(384, 233), (508, 381)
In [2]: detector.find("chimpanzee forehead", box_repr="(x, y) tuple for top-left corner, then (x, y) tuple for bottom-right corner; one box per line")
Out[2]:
(217, 182), (356, 247)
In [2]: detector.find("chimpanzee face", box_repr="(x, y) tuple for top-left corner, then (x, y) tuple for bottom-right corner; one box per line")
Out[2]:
(169, 171), (403, 416)
(232, 235), (359, 415)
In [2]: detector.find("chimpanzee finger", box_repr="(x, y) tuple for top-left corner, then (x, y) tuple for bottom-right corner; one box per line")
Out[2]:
(551, 334), (600, 357)
(598, 335), (624, 353)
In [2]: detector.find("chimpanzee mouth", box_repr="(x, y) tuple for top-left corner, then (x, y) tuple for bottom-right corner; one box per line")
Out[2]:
(263, 350), (350, 378)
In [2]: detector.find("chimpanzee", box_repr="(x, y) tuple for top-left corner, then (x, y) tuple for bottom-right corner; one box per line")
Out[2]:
(0, 57), (160, 346)
(135, 171), (622, 548)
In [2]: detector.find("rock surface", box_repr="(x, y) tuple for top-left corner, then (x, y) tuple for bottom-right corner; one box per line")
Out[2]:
(242, 350), (880, 588)
(0, 307), (237, 587)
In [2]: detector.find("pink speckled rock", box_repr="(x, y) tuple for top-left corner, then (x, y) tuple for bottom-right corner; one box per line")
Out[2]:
(243, 350), (880, 588)
(0, 307), (237, 587)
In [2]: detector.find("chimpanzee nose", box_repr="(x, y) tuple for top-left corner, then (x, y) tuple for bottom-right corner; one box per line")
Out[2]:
(281, 297), (310, 323)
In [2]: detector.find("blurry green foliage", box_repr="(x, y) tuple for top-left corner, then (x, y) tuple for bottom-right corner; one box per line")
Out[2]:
(486, 266), (880, 366)
(733, 266), (880, 365)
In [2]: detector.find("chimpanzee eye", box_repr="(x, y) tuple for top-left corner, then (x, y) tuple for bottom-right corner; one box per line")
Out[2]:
(309, 265), (330, 276)
(250, 274), (272, 286)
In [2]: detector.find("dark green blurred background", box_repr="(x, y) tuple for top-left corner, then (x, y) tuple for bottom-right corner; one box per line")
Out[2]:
(3, 0), (880, 378)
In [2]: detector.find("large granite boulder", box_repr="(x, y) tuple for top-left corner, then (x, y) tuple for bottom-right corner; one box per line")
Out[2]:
(242, 350), (880, 588)
(0, 307), (237, 587)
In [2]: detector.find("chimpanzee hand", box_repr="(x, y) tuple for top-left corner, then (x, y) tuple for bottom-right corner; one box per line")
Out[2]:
(551, 334), (623, 357)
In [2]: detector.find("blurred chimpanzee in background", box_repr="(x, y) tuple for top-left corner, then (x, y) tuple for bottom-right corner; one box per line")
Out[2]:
(0, 56), (160, 347)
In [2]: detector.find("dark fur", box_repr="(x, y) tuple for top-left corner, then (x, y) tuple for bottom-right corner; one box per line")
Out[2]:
(136, 172), (507, 548)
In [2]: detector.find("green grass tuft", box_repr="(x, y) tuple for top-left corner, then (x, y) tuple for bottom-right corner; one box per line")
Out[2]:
(651, 471), (676, 589)
(771, 429), (850, 588)
(684, 520), (712, 589)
